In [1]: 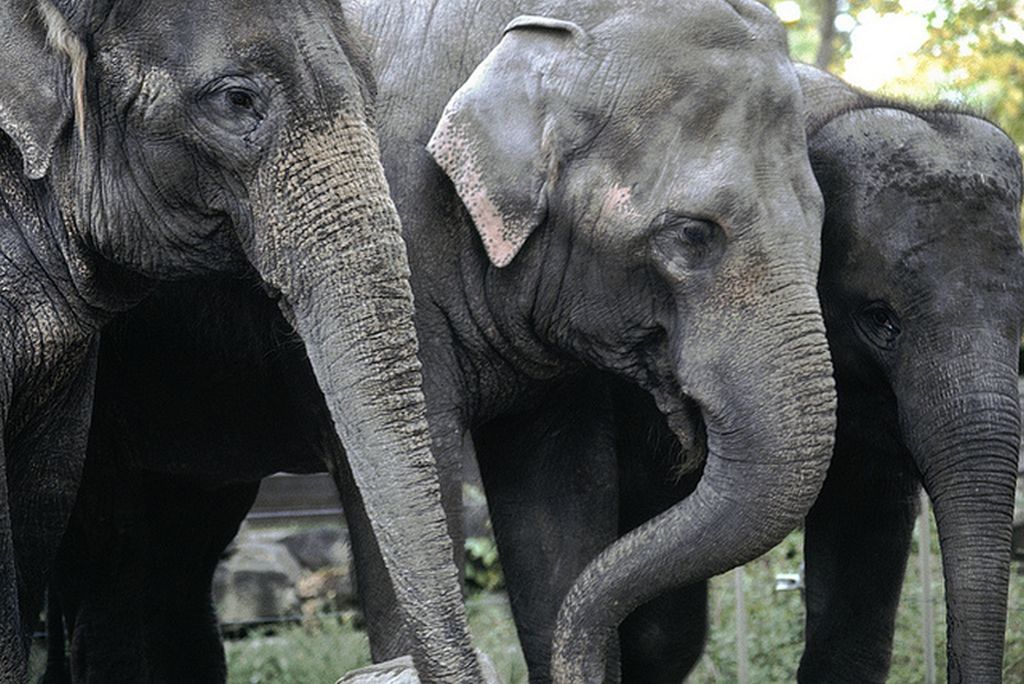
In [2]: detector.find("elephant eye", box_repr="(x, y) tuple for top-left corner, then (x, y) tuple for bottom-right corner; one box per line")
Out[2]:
(681, 221), (716, 247)
(197, 76), (267, 138)
(649, 213), (725, 275)
(855, 302), (902, 350)
(226, 88), (256, 111)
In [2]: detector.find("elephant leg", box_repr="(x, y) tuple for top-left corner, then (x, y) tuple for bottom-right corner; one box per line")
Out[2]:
(618, 582), (707, 684)
(138, 474), (259, 684)
(474, 375), (619, 683)
(2, 350), (98, 684)
(797, 441), (918, 684)
(55, 446), (148, 684)
(613, 380), (706, 683)
(42, 586), (69, 684)
(7, 349), (97, 640)
(55, 454), (257, 684)
(0, 441), (27, 683)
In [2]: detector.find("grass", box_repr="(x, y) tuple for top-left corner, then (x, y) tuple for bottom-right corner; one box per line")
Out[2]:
(225, 505), (1024, 683)
(223, 596), (528, 684)
(225, 615), (370, 684)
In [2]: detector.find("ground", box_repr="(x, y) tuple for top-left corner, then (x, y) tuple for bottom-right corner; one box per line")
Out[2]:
(223, 518), (1024, 683)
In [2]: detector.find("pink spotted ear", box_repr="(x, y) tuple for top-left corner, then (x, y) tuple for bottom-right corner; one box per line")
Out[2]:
(427, 16), (586, 268)
(428, 109), (534, 267)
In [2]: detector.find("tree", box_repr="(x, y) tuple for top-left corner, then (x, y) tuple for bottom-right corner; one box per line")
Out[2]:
(773, 0), (1024, 151)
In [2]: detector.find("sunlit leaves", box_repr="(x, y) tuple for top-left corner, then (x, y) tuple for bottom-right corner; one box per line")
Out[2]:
(767, 0), (1023, 168)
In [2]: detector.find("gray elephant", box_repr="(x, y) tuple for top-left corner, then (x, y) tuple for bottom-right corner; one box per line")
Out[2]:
(47, 0), (836, 681)
(0, 0), (474, 681)
(475, 64), (1024, 682)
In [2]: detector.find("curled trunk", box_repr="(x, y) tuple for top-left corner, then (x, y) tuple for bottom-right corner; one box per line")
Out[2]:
(551, 292), (836, 682)
(248, 117), (480, 682)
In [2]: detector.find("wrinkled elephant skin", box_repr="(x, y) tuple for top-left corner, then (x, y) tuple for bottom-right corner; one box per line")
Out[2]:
(50, 0), (839, 682)
(477, 65), (1024, 683)
(0, 0), (471, 682)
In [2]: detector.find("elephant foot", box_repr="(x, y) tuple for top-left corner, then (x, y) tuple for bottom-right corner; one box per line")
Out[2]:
(336, 650), (502, 684)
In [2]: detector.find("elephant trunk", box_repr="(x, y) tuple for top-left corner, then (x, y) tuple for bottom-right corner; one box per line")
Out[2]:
(551, 283), (836, 683)
(902, 355), (1020, 683)
(247, 117), (480, 682)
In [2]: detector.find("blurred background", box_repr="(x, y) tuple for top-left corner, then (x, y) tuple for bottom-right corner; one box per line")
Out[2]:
(775, 0), (1022, 160)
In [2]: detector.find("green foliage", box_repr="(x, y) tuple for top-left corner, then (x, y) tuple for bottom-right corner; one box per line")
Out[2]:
(688, 532), (807, 682)
(855, 0), (1024, 145)
(691, 513), (1024, 682)
(465, 535), (505, 593)
(918, 0), (1024, 144)
(222, 596), (527, 684)
(774, 1), (828, 65)
(465, 597), (529, 683)
(771, 0), (1024, 140)
(224, 616), (370, 684)
(768, 0), (1024, 233)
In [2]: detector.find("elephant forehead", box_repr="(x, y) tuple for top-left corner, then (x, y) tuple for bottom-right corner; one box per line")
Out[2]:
(582, 0), (789, 54)
(549, 0), (799, 120)
(599, 45), (799, 122)
(587, 122), (806, 238)
(864, 187), (1020, 263)
(817, 109), (1020, 201)
(822, 186), (1024, 315)
(94, 0), (358, 110)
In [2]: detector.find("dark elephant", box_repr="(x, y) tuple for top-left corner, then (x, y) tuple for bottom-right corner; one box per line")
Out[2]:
(476, 64), (1024, 683)
(48, 0), (836, 681)
(0, 0), (474, 682)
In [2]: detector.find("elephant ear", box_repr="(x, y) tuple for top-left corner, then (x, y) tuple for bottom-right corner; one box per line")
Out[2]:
(427, 16), (588, 267)
(0, 0), (85, 179)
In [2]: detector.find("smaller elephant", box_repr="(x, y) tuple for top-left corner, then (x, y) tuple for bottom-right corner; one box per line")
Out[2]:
(475, 64), (1024, 683)
(0, 0), (470, 681)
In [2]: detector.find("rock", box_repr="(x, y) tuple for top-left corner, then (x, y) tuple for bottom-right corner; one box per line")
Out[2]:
(476, 649), (503, 683)
(463, 483), (492, 540)
(336, 656), (419, 684)
(336, 650), (502, 684)
(213, 541), (303, 625)
(279, 526), (350, 570)
(296, 566), (357, 614)
(240, 527), (293, 546)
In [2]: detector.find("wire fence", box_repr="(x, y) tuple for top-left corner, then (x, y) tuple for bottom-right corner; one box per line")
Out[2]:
(730, 489), (942, 684)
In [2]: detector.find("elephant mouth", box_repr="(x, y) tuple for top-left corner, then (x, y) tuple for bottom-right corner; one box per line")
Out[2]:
(650, 386), (708, 477)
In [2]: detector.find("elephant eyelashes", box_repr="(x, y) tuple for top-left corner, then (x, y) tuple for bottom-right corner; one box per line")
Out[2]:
(650, 214), (725, 274)
(855, 302), (902, 350)
(197, 77), (267, 137)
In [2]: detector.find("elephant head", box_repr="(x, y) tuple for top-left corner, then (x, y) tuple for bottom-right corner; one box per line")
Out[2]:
(804, 66), (1024, 682)
(426, 1), (836, 678)
(0, 0), (476, 678)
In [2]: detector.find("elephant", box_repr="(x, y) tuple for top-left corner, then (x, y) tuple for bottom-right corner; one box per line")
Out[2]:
(46, 0), (837, 681)
(0, 0), (475, 682)
(474, 64), (1024, 683)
